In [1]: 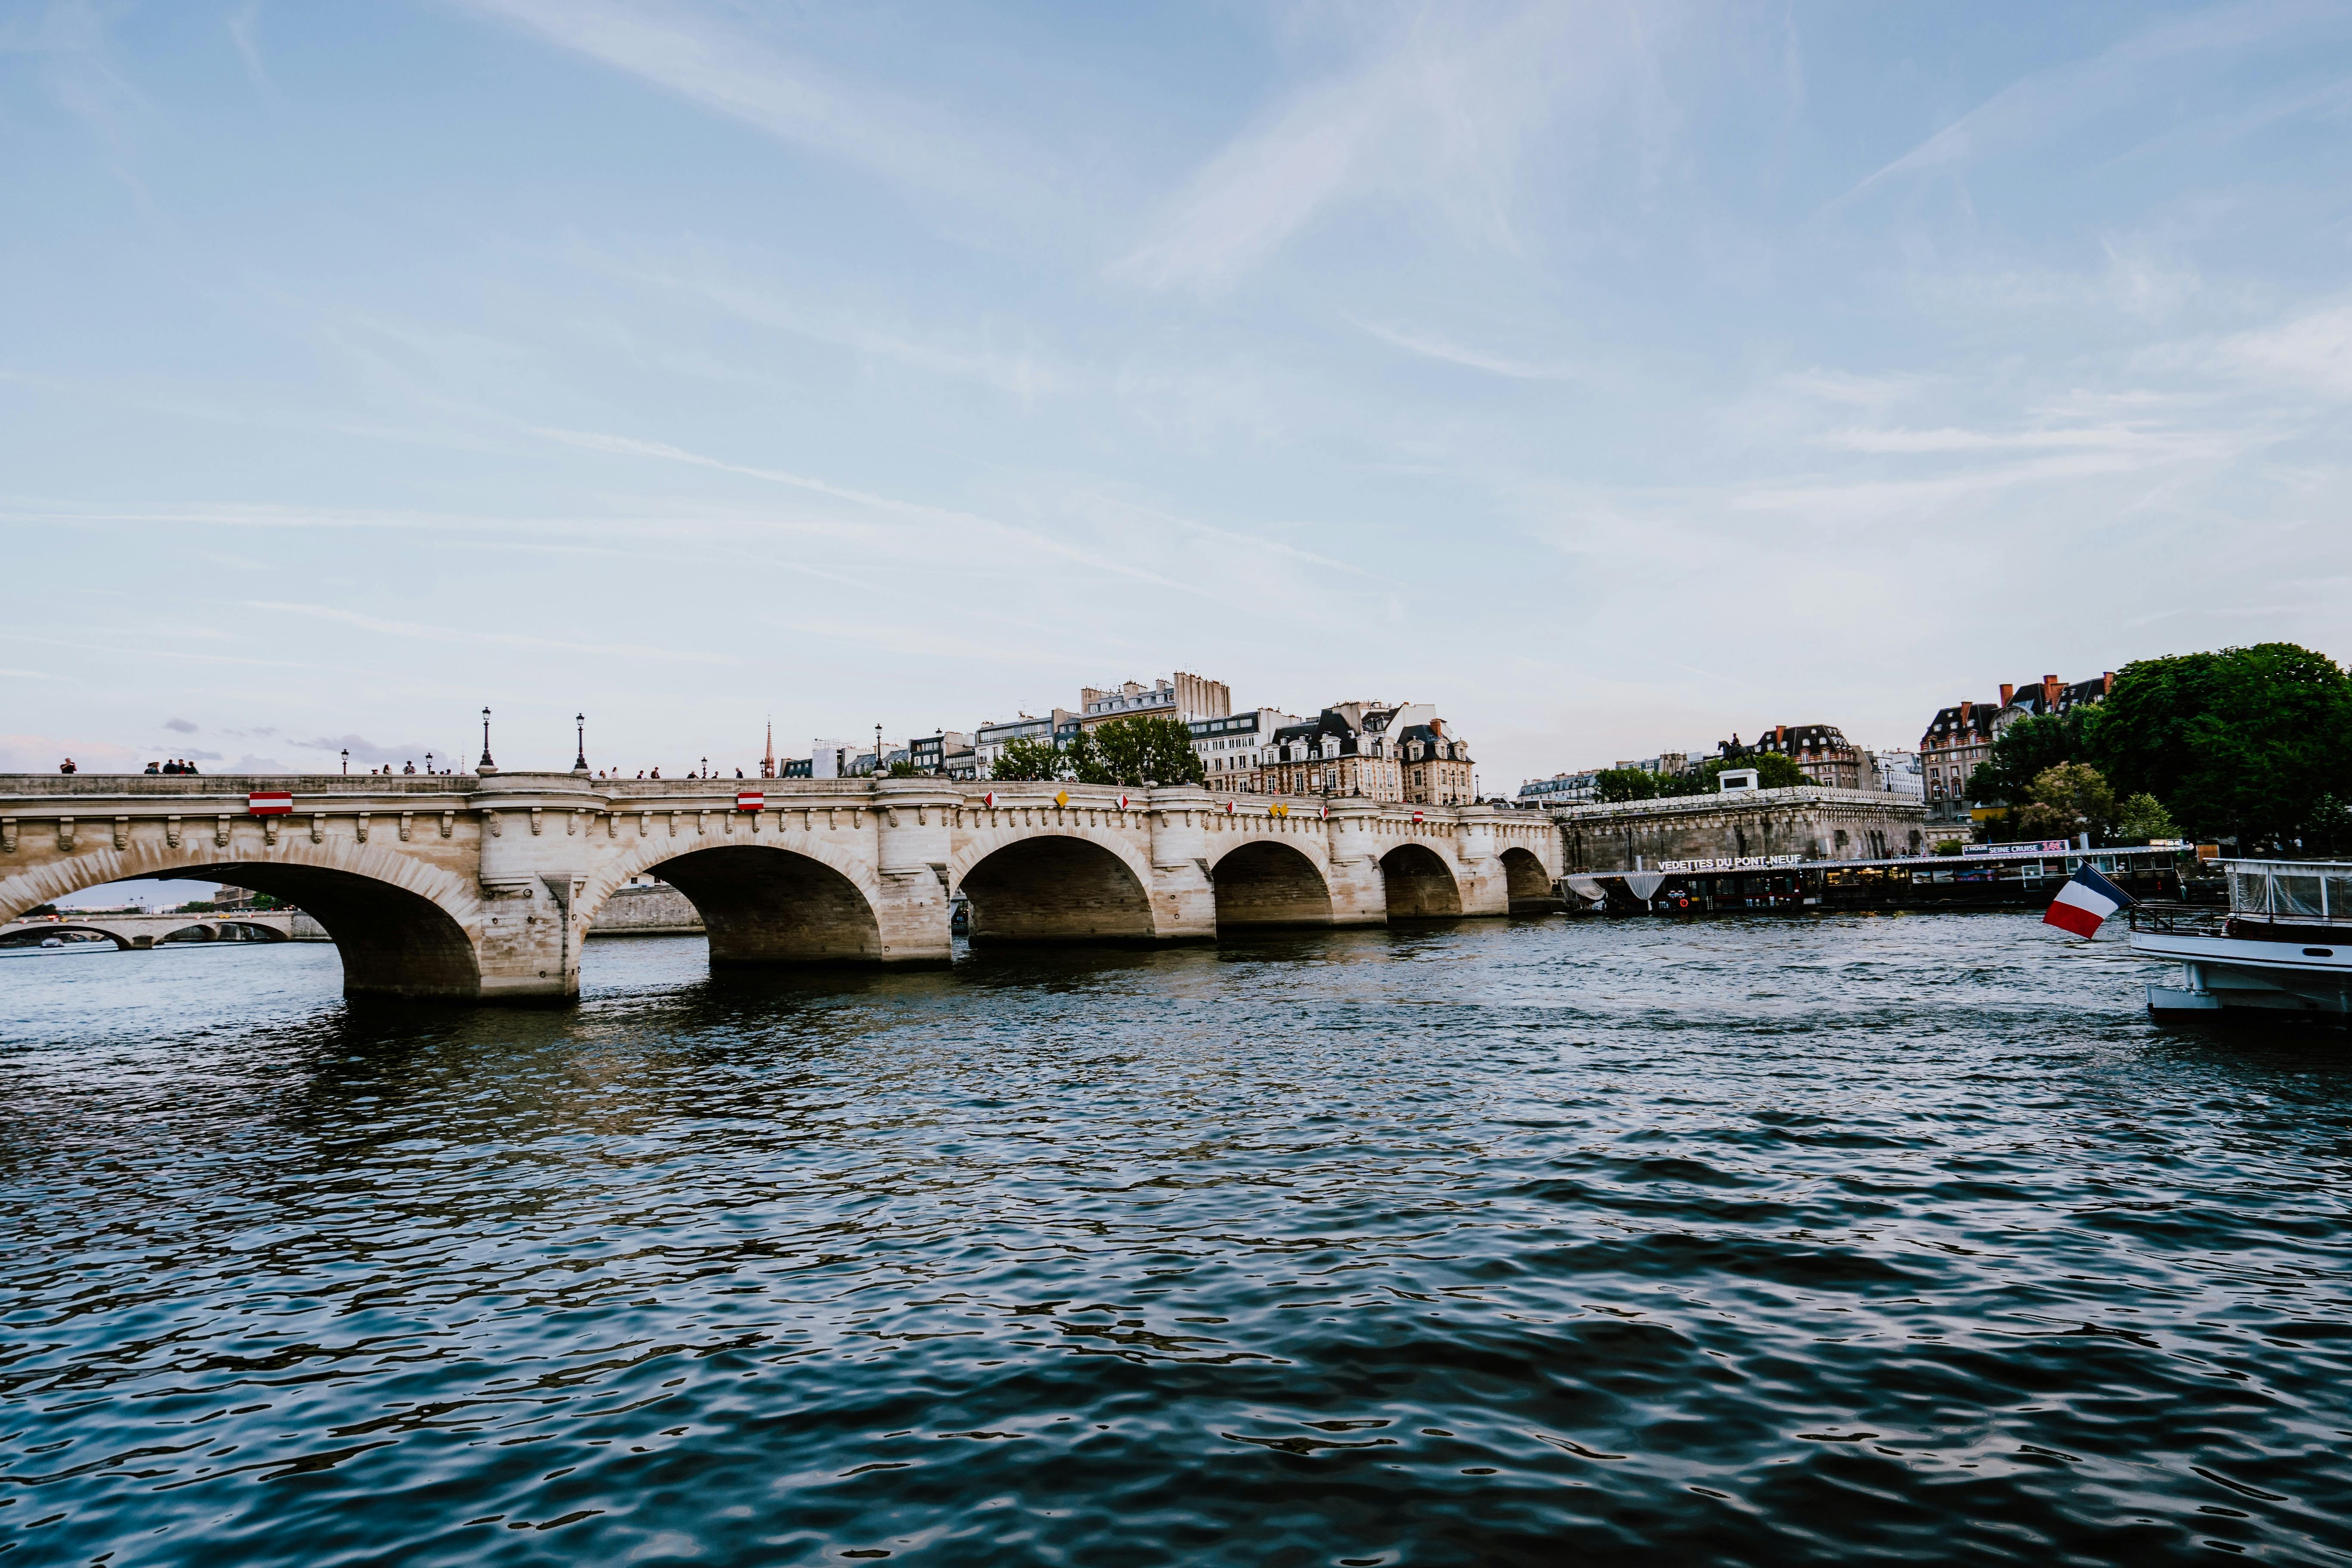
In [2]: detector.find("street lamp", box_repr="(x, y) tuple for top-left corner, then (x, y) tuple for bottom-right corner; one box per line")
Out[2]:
(874, 722), (883, 777)
(573, 713), (589, 775)
(425, 751), (434, 776)
(341, 748), (348, 775)
(477, 708), (497, 775)
(700, 756), (709, 780)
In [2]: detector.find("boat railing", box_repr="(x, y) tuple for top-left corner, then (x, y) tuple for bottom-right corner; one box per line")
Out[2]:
(2127, 902), (2230, 937)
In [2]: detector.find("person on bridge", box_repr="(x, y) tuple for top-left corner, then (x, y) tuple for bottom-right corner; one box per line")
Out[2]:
(145, 761), (161, 774)
(58, 758), (75, 774)
(403, 761), (416, 774)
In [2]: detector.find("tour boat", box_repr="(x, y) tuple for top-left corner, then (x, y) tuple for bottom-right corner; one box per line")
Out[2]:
(2131, 858), (2352, 1021)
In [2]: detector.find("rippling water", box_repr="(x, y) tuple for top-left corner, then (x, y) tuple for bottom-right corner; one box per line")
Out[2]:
(3, 914), (2349, 1565)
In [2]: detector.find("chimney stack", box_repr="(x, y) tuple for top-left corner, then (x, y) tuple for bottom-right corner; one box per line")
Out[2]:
(2000, 683), (2014, 707)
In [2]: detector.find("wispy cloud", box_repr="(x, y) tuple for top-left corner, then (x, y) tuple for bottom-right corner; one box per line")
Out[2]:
(1116, 5), (1609, 290)
(530, 425), (1211, 596)
(2224, 301), (2352, 398)
(1351, 318), (1580, 381)
(456, 0), (1056, 219)
(579, 248), (1068, 403)
(1836, 0), (2341, 206)
(244, 600), (739, 664)
(1813, 424), (2161, 454)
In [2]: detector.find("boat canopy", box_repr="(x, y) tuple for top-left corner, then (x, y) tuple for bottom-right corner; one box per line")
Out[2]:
(2219, 858), (2352, 923)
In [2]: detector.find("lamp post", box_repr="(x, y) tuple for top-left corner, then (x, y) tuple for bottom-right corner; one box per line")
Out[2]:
(573, 713), (589, 775)
(700, 756), (709, 780)
(477, 708), (497, 776)
(425, 752), (434, 776)
(874, 722), (883, 777)
(341, 748), (348, 775)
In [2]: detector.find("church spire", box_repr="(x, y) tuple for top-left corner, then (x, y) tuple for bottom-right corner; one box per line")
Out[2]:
(761, 719), (775, 779)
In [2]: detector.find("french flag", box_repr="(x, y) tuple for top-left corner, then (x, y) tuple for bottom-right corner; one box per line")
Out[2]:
(2043, 864), (2134, 939)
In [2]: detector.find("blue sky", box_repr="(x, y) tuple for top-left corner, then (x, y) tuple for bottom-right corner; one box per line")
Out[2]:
(4, 0), (2349, 792)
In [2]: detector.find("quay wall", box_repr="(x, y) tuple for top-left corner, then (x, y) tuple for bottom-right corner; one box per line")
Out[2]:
(1551, 787), (1931, 874)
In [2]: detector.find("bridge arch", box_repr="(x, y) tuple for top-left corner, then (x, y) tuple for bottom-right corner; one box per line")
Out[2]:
(0, 843), (481, 998)
(594, 840), (884, 966)
(955, 831), (1158, 945)
(1380, 842), (1464, 919)
(1500, 846), (1555, 909)
(0, 920), (137, 951)
(1209, 838), (1333, 930)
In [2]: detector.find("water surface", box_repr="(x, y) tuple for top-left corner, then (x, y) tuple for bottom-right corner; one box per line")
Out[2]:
(3, 915), (2348, 1565)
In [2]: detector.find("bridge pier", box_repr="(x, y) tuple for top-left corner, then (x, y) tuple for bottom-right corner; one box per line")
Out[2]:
(1145, 787), (1218, 942)
(1324, 800), (1391, 927)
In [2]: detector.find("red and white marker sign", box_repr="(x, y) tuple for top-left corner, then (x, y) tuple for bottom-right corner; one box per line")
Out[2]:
(1116, 793), (1131, 810)
(247, 791), (293, 816)
(1224, 798), (1236, 814)
(735, 790), (764, 812)
(1410, 810), (1425, 823)
(982, 791), (997, 808)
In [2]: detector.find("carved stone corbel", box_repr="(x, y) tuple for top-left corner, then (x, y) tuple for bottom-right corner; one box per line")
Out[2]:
(113, 818), (130, 851)
(440, 811), (454, 839)
(310, 813), (324, 844)
(262, 818), (278, 846)
(215, 815), (231, 848)
(166, 815), (181, 848)
(3, 818), (18, 854)
(487, 811), (503, 837)
(355, 813), (370, 844)
(399, 812), (413, 842)
(57, 817), (75, 851)
(530, 808), (543, 837)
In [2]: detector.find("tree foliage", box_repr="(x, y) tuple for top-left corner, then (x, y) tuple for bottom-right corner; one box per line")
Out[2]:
(1593, 753), (1807, 803)
(2011, 762), (2116, 842)
(989, 736), (1066, 781)
(1065, 716), (1204, 788)
(2113, 792), (2178, 843)
(2084, 642), (2352, 848)
(1965, 712), (2082, 805)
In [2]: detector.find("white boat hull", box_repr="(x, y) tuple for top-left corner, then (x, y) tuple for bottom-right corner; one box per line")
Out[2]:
(2129, 929), (2352, 1020)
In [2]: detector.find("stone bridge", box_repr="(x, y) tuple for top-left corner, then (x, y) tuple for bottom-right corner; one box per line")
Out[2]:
(0, 908), (314, 949)
(0, 776), (1562, 1002)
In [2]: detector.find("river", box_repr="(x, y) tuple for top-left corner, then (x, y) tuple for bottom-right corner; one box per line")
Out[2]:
(2, 914), (2347, 1565)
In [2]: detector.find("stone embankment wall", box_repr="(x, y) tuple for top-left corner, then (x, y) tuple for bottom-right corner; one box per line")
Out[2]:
(1552, 787), (1930, 873)
(584, 883), (704, 936)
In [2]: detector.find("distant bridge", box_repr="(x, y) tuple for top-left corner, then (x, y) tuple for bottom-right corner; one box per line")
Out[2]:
(0, 775), (1563, 1002)
(0, 909), (315, 950)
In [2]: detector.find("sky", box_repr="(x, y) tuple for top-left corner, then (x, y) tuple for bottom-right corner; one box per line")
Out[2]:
(4, 0), (2350, 797)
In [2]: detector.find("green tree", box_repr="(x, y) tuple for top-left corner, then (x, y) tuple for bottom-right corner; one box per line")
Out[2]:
(2012, 762), (2116, 843)
(2086, 642), (2352, 847)
(1066, 716), (1203, 787)
(885, 759), (922, 778)
(1966, 712), (2081, 805)
(1593, 768), (1658, 803)
(990, 736), (1066, 781)
(2113, 792), (2177, 843)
